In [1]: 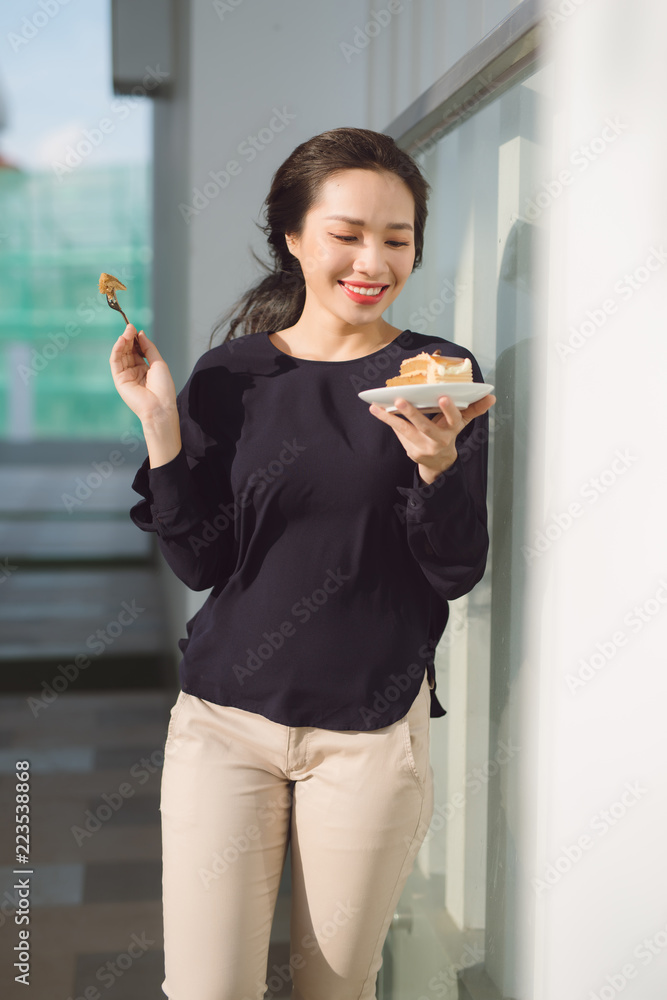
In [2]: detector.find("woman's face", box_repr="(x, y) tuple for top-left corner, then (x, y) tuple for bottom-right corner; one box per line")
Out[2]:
(286, 168), (416, 327)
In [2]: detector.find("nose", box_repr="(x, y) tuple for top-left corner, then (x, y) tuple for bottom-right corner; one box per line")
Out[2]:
(352, 238), (388, 279)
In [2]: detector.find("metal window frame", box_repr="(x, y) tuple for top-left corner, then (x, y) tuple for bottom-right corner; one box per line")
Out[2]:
(385, 0), (544, 153)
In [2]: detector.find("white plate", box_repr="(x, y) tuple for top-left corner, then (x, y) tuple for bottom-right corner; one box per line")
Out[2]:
(358, 382), (495, 413)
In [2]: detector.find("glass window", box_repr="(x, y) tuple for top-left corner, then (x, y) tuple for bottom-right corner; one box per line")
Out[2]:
(381, 57), (553, 1000)
(0, 1), (152, 441)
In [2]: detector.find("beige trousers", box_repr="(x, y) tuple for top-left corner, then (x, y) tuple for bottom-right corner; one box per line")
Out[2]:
(159, 670), (434, 1000)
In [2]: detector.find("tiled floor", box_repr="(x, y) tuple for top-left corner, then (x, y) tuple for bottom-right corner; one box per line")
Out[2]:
(0, 463), (167, 669)
(0, 460), (290, 997)
(0, 688), (293, 999)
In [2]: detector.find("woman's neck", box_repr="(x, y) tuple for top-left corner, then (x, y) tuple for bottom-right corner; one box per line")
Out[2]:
(271, 303), (402, 362)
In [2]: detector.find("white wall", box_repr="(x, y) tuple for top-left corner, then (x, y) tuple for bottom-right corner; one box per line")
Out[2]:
(183, 0), (369, 368)
(517, 2), (667, 997)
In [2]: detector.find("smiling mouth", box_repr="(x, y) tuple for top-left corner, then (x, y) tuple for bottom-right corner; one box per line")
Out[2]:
(338, 281), (390, 303)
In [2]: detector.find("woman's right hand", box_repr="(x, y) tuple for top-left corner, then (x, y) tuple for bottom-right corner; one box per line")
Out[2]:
(109, 324), (178, 425)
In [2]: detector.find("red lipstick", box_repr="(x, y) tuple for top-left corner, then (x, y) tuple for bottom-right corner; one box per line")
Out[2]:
(338, 280), (389, 305)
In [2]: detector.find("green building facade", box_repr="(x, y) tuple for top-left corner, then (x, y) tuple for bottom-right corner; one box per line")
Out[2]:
(0, 163), (151, 441)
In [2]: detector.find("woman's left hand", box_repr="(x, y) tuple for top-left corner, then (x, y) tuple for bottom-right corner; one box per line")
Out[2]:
(368, 392), (497, 485)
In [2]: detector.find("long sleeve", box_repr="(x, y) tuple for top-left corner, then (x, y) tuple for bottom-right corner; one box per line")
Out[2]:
(393, 353), (490, 603)
(128, 358), (237, 592)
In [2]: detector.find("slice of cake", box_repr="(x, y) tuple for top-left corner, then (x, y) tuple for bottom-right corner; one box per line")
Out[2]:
(385, 349), (473, 386)
(98, 273), (127, 295)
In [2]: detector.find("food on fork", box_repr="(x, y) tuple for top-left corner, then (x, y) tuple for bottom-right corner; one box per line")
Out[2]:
(385, 349), (473, 386)
(100, 271), (144, 356)
(98, 273), (127, 296)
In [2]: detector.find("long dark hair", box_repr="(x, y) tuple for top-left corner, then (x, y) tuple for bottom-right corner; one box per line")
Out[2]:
(207, 127), (429, 350)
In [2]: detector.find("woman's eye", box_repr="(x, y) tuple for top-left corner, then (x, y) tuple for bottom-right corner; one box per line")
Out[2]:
(329, 233), (409, 247)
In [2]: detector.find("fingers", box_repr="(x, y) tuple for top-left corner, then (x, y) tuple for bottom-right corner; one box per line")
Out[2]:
(371, 393), (495, 428)
(369, 397), (435, 446)
(474, 392), (496, 411)
(368, 392), (497, 475)
(110, 326), (159, 370)
(461, 393), (496, 421)
(370, 393), (471, 446)
(398, 394), (464, 434)
(434, 393), (494, 420)
(396, 395), (450, 429)
(109, 332), (131, 372)
(132, 329), (160, 364)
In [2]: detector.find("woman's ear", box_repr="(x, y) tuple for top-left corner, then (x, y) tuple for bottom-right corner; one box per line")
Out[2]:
(285, 233), (300, 257)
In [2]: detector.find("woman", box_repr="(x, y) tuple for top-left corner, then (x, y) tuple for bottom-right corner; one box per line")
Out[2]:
(109, 127), (495, 1000)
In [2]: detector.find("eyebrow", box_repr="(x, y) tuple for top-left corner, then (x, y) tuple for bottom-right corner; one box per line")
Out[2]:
(324, 214), (414, 232)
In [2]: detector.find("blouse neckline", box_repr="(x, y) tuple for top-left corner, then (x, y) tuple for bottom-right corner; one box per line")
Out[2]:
(265, 329), (410, 365)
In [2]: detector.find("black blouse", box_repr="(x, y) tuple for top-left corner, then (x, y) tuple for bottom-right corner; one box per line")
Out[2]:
(129, 328), (490, 730)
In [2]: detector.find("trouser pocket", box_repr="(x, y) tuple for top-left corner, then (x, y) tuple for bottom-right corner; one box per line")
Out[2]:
(400, 672), (431, 794)
(164, 690), (188, 753)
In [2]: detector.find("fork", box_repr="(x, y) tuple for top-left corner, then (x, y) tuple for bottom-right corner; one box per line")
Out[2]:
(104, 293), (144, 358)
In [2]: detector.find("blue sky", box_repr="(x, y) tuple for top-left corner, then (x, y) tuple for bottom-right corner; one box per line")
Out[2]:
(0, 0), (151, 172)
